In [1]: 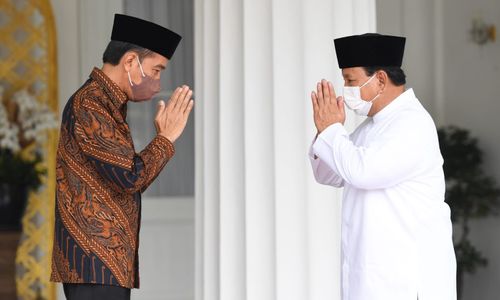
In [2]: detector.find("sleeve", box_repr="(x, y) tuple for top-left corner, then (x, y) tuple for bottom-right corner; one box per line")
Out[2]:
(311, 114), (433, 190)
(73, 98), (175, 194)
(308, 137), (344, 187)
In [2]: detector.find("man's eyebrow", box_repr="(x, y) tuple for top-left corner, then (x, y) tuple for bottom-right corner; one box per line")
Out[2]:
(155, 64), (166, 70)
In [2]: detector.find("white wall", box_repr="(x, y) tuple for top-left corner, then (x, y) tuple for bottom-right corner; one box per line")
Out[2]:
(378, 0), (500, 299)
(50, 0), (80, 116)
(50, 0), (122, 114)
(376, 0), (444, 121)
(441, 1), (500, 299)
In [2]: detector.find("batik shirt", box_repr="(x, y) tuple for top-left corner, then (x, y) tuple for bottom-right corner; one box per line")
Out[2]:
(51, 68), (175, 289)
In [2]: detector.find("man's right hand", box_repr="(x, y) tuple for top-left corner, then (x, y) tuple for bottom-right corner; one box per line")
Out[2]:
(155, 85), (194, 143)
(311, 79), (345, 133)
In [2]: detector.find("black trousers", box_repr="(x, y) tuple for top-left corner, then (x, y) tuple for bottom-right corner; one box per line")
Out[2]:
(63, 283), (131, 300)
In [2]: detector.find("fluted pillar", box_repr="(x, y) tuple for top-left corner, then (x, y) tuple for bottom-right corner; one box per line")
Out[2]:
(194, 1), (376, 300)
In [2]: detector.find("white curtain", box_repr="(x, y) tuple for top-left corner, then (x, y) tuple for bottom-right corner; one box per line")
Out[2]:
(194, 0), (376, 300)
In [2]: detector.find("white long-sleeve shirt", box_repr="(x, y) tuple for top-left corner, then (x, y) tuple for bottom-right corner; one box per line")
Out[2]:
(310, 89), (456, 300)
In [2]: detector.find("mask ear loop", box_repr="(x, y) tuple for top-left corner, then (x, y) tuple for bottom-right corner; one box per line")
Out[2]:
(136, 56), (146, 77)
(128, 56), (146, 86)
(128, 71), (134, 86)
(373, 72), (385, 102)
(361, 73), (382, 103)
(360, 73), (377, 88)
(369, 92), (381, 103)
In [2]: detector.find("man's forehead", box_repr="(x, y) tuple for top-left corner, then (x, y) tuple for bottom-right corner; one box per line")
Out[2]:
(342, 67), (365, 78)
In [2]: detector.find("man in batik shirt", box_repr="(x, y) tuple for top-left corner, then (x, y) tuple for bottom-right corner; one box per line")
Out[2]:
(51, 14), (194, 300)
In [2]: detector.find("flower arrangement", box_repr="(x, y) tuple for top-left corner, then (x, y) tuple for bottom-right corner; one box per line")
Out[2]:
(0, 86), (58, 229)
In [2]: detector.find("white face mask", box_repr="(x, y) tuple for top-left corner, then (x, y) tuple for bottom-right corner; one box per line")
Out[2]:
(342, 74), (381, 116)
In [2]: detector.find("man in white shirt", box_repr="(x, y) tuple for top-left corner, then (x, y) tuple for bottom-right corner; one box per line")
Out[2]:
(309, 33), (456, 300)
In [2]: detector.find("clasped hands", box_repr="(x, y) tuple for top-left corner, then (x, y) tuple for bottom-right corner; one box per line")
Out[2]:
(155, 85), (194, 143)
(311, 79), (345, 133)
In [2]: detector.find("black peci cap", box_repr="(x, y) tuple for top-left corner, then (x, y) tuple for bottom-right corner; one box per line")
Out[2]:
(334, 33), (406, 68)
(111, 14), (182, 60)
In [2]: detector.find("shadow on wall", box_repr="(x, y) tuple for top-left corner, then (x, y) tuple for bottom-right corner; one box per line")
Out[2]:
(438, 126), (500, 300)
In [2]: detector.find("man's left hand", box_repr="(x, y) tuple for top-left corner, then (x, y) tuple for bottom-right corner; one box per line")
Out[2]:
(311, 79), (345, 133)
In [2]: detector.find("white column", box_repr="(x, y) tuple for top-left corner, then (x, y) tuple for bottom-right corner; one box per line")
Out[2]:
(218, 0), (246, 299)
(195, 0), (221, 299)
(243, 0), (276, 299)
(195, 1), (376, 300)
(272, 0), (308, 298)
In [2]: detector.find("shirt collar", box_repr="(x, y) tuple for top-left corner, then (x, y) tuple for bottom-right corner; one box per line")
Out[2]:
(372, 88), (415, 123)
(89, 67), (129, 110)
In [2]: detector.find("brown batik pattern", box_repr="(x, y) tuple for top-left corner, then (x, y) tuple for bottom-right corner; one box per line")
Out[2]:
(51, 68), (175, 288)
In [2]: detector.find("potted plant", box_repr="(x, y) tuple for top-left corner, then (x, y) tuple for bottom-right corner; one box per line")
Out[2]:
(0, 86), (58, 231)
(437, 126), (500, 299)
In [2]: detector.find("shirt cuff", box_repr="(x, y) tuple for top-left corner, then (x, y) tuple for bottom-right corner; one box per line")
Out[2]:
(312, 123), (347, 159)
(308, 135), (318, 159)
(153, 135), (176, 160)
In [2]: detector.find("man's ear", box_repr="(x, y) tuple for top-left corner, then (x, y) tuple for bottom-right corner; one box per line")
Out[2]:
(121, 51), (137, 72)
(377, 70), (388, 92)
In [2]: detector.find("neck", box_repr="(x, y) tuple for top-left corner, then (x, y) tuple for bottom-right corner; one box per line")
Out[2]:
(101, 64), (130, 96)
(368, 85), (405, 117)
